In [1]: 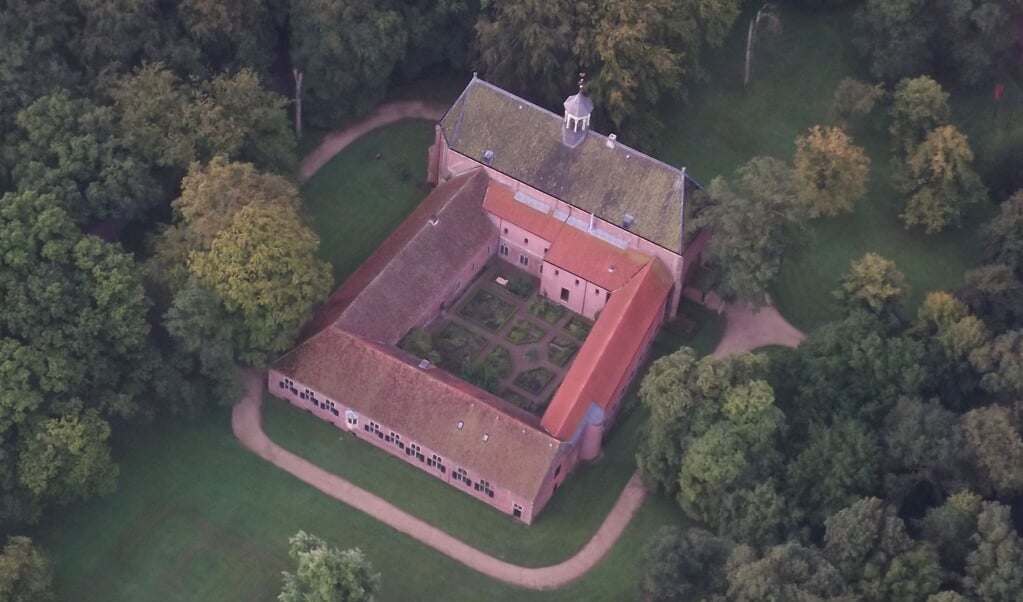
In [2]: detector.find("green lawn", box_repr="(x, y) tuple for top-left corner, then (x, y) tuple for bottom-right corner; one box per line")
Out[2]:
(301, 120), (436, 285)
(657, 6), (1014, 331)
(262, 394), (657, 567)
(32, 409), (686, 602)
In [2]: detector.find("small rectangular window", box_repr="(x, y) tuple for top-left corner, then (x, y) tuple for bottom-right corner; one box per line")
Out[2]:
(560, 288), (569, 302)
(503, 227), (508, 234)
(524, 237), (529, 244)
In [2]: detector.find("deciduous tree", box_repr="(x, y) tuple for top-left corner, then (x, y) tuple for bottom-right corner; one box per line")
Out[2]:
(981, 189), (1023, 275)
(692, 156), (808, 304)
(823, 497), (942, 602)
(0, 536), (54, 602)
(920, 490), (983, 571)
(958, 264), (1023, 333)
(793, 125), (870, 218)
(639, 527), (733, 601)
(725, 542), (850, 601)
(854, 0), (935, 81)
(289, 0), (407, 127)
(188, 202), (332, 365)
(898, 125), (987, 234)
(964, 502), (1023, 602)
(889, 76), (951, 157)
(959, 405), (1023, 497)
(279, 531), (379, 602)
(834, 253), (908, 316)
(786, 419), (882, 523)
(883, 397), (966, 500)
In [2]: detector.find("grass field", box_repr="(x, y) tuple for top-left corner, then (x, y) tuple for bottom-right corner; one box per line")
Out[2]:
(33, 408), (687, 602)
(301, 120), (436, 285)
(656, 6), (1017, 331)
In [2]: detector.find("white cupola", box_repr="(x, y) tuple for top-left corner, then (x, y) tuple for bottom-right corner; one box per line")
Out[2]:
(562, 75), (593, 148)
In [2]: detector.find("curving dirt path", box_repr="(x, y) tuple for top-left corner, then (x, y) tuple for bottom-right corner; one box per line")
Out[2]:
(298, 101), (449, 182)
(233, 370), (646, 590)
(711, 301), (805, 358)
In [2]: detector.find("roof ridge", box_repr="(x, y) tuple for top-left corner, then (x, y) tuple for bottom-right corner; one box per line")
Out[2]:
(470, 77), (686, 181)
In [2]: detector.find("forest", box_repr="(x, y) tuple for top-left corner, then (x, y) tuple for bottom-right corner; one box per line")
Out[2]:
(0, 0), (1022, 600)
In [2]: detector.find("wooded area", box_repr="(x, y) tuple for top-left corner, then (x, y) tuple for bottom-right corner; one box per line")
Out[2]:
(1, 0), (1022, 599)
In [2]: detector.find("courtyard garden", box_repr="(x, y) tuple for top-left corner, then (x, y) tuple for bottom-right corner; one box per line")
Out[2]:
(458, 288), (518, 331)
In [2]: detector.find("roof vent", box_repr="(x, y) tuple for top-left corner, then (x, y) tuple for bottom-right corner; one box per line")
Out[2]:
(606, 133), (617, 149)
(418, 359), (431, 369)
(609, 264), (616, 273)
(482, 433), (490, 442)
(622, 213), (635, 230)
(482, 149), (495, 165)
(457, 420), (464, 429)
(428, 215), (439, 226)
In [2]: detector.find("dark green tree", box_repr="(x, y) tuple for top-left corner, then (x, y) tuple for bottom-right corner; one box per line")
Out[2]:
(724, 542), (850, 601)
(958, 264), (1023, 333)
(964, 502), (1023, 602)
(12, 90), (159, 222)
(786, 419), (882, 523)
(823, 497), (942, 602)
(692, 156), (808, 304)
(919, 489), (983, 572)
(883, 397), (967, 501)
(639, 527), (733, 601)
(289, 0), (407, 127)
(958, 405), (1023, 497)
(0, 536), (54, 602)
(889, 76), (951, 157)
(982, 190), (1023, 276)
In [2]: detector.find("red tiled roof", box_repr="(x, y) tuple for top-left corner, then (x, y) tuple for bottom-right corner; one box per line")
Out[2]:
(482, 183), (565, 242)
(276, 326), (562, 498)
(540, 259), (673, 440)
(300, 171), (488, 341)
(544, 224), (650, 291)
(335, 170), (494, 344)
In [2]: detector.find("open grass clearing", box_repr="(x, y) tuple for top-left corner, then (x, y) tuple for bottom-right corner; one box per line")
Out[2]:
(33, 406), (688, 601)
(657, 6), (1005, 332)
(300, 120), (435, 285)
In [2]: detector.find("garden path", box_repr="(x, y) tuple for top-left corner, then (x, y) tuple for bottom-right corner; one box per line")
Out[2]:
(711, 300), (805, 358)
(298, 101), (449, 182)
(233, 369), (646, 590)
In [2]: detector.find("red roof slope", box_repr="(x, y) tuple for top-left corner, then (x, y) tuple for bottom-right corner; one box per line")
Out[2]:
(544, 224), (649, 291)
(276, 326), (562, 498)
(482, 183), (565, 242)
(300, 171), (487, 341)
(540, 259), (673, 440)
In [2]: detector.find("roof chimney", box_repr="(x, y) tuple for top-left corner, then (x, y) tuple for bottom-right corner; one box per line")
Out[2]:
(418, 359), (431, 369)
(482, 149), (495, 165)
(606, 133), (617, 149)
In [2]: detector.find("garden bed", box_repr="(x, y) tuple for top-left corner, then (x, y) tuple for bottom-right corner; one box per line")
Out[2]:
(529, 296), (566, 324)
(503, 274), (538, 300)
(563, 316), (593, 341)
(457, 289), (517, 332)
(505, 319), (547, 345)
(483, 345), (513, 378)
(501, 389), (548, 415)
(433, 321), (487, 369)
(547, 336), (580, 367)
(513, 367), (555, 394)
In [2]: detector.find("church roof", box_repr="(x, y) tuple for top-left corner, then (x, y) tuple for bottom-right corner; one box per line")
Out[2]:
(276, 326), (562, 500)
(440, 77), (688, 253)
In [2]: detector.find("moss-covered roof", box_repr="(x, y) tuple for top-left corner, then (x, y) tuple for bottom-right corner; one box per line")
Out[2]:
(441, 78), (687, 252)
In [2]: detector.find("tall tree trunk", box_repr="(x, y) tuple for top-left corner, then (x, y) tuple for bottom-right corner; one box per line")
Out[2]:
(293, 68), (304, 140)
(744, 3), (776, 89)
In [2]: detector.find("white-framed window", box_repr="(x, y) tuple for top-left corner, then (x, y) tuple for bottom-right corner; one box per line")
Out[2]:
(345, 410), (359, 427)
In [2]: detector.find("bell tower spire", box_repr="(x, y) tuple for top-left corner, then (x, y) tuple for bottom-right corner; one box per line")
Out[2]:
(562, 72), (593, 148)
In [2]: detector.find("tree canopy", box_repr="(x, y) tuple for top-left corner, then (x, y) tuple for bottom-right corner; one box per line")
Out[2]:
(279, 531), (379, 602)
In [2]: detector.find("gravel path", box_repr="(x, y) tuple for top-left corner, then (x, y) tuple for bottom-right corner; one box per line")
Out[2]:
(711, 301), (805, 358)
(233, 370), (646, 589)
(298, 101), (449, 182)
